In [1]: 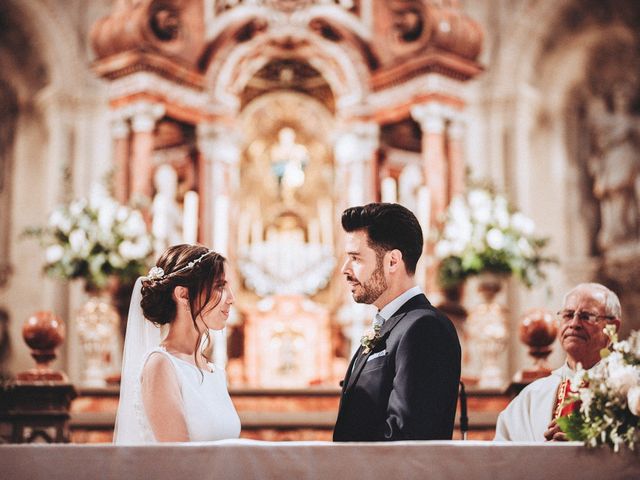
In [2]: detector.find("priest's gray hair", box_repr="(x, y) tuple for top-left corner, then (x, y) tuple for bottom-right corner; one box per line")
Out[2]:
(563, 283), (622, 320)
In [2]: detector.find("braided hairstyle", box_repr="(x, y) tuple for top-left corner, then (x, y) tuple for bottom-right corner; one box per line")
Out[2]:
(140, 244), (226, 370)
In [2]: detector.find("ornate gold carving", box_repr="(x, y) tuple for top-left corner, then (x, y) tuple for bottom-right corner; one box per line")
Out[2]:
(91, 0), (205, 66)
(390, 0), (424, 43)
(150, 4), (181, 42)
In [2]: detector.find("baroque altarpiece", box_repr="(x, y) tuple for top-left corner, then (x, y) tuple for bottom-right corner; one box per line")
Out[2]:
(90, 0), (482, 388)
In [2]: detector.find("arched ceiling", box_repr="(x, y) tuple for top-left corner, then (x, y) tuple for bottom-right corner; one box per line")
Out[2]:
(241, 58), (335, 112)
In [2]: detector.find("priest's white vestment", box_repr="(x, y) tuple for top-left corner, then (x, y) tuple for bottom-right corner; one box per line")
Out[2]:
(494, 365), (571, 441)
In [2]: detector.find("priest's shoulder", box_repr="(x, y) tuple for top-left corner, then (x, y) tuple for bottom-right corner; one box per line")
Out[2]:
(517, 370), (561, 397)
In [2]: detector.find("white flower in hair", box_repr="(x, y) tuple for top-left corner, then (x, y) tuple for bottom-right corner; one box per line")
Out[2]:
(147, 266), (165, 280)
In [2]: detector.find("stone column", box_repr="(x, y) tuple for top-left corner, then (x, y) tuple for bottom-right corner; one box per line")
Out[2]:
(110, 117), (130, 204)
(129, 102), (165, 205)
(197, 123), (241, 369)
(334, 121), (379, 209)
(197, 123), (240, 254)
(334, 121), (379, 352)
(447, 115), (467, 200)
(411, 103), (449, 219)
(411, 103), (451, 293)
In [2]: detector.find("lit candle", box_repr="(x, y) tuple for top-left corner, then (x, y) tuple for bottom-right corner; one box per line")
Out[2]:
(182, 191), (199, 244)
(238, 210), (250, 249)
(417, 185), (431, 239)
(308, 219), (320, 244)
(214, 195), (229, 255)
(251, 218), (263, 245)
(381, 177), (397, 203)
(319, 199), (333, 246)
(348, 164), (364, 207)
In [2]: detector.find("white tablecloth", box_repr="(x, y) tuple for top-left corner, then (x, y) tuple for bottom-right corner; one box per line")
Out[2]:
(2, 440), (638, 480)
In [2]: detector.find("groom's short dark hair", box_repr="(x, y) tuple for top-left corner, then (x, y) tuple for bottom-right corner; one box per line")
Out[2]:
(341, 203), (423, 275)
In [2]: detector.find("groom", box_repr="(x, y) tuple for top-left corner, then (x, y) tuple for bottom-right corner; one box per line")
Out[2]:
(333, 203), (461, 441)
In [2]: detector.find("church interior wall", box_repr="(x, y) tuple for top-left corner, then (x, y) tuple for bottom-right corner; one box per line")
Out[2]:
(462, 0), (640, 377)
(0, 0), (112, 379)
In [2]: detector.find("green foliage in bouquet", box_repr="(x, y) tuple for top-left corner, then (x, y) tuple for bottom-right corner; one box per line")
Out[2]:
(25, 190), (154, 291)
(434, 186), (554, 289)
(557, 326), (640, 452)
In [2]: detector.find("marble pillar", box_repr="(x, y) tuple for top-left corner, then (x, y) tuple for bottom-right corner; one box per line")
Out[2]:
(334, 121), (379, 209)
(411, 103), (448, 220)
(128, 102), (165, 205)
(333, 121), (379, 351)
(447, 116), (467, 200)
(196, 123), (241, 368)
(110, 118), (130, 204)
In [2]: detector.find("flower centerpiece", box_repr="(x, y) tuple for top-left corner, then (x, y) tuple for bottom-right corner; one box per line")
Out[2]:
(557, 326), (640, 452)
(25, 187), (154, 386)
(25, 188), (153, 291)
(435, 186), (555, 388)
(434, 187), (553, 289)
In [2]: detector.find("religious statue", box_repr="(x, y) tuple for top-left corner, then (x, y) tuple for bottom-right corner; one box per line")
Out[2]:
(586, 83), (640, 251)
(271, 322), (304, 377)
(151, 164), (183, 256)
(270, 127), (309, 205)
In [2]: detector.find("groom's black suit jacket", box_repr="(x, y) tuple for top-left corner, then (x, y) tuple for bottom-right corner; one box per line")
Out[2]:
(333, 294), (461, 441)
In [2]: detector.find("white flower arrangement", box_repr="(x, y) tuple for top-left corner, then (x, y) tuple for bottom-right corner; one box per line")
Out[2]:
(26, 187), (153, 291)
(558, 325), (640, 452)
(434, 187), (553, 289)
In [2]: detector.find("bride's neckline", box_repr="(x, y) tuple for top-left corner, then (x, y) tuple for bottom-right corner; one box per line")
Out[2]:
(158, 345), (216, 373)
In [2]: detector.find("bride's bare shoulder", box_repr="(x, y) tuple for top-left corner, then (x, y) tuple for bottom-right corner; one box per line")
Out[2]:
(141, 350), (177, 384)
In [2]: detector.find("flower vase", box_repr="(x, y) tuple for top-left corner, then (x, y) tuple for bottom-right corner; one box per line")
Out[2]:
(437, 282), (467, 326)
(76, 288), (120, 387)
(467, 272), (509, 389)
(436, 282), (470, 378)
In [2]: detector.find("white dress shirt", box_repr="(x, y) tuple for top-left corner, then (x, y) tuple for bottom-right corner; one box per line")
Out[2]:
(376, 285), (423, 325)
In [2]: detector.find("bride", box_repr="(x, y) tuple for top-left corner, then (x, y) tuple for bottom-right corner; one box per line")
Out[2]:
(114, 244), (241, 444)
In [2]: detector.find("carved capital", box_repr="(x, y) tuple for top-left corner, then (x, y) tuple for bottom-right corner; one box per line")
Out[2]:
(410, 103), (447, 134)
(197, 123), (240, 166)
(110, 118), (130, 139)
(128, 102), (165, 133)
(447, 115), (467, 140)
(334, 122), (379, 165)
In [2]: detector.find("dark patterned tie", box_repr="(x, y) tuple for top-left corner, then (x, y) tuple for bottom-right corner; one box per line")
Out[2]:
(373, 313), (385, 330)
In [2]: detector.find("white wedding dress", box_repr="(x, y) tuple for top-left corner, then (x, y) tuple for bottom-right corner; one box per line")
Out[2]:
(114, 278), (241, 444)
(137, 348), (240, 443)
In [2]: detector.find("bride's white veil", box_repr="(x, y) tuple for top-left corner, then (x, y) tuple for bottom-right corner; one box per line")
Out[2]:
(113, 277), (161, 444)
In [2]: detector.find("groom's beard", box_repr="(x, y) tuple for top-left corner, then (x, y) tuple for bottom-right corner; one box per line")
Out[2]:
(348, 257), (387, 305)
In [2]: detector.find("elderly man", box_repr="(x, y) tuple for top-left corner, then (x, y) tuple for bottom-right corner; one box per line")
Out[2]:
(494, 283), (621, 441)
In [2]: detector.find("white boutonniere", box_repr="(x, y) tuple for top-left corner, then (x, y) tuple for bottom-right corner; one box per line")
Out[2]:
(360, 324), (382, 354)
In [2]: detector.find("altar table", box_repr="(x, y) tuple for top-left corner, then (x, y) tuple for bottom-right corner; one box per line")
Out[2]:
(2, 440), (638, 480)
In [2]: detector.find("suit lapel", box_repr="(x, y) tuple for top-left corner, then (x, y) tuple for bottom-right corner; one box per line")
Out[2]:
(344, 294), (431, 392)
(341, 345), (362, 393)
(346, 343), (376, 390)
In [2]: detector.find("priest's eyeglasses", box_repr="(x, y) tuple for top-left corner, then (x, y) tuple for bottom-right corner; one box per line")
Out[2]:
(556, 310), (616, 325)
